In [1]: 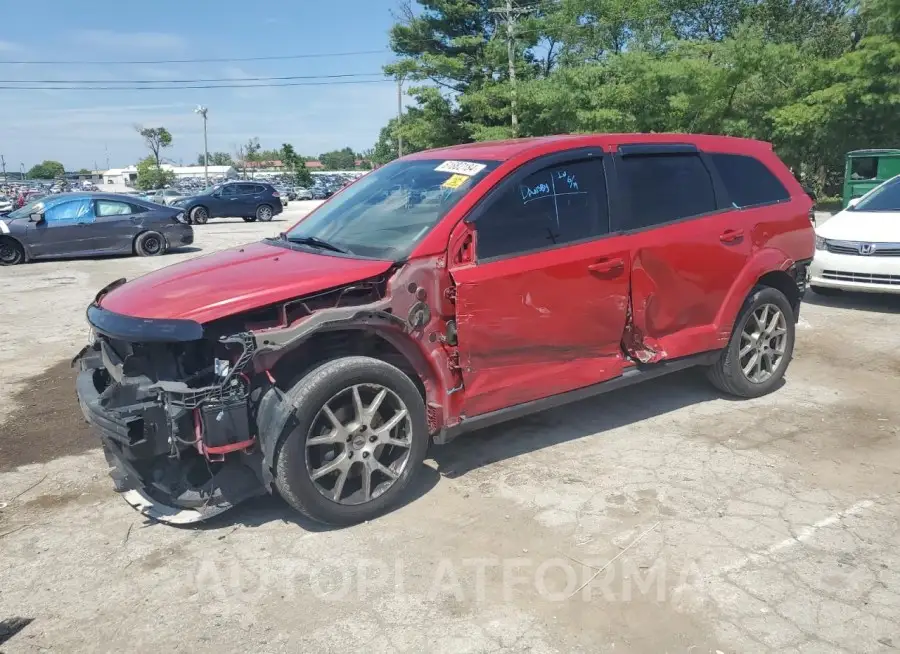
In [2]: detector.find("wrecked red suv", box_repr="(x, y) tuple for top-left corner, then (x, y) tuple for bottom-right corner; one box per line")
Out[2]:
(74, 134), (814, 525)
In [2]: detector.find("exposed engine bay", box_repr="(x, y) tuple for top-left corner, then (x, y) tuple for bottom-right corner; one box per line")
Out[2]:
(74, 260), (462, 524)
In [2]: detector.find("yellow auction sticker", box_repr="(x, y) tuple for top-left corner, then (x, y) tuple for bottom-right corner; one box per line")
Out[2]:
(441, 174), (469, 189)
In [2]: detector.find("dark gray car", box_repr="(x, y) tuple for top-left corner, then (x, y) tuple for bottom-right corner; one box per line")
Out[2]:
(0, 192), (194, 266)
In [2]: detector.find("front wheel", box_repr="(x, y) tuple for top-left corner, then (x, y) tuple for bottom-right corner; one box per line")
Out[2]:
(706, 286), (795, 398)
(274, 357), (429, 526)
(256, 204), (274, 222)
(0, 237), (24, 266)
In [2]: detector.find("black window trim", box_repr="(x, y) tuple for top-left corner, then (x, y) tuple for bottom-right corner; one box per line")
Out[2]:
(707, 151), (793, 211)
(608, 149), (731, 236)
(464, 147), (612, 264)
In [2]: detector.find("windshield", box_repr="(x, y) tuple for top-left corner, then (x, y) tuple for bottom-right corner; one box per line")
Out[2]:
(199, 183), (222, 195)
(853, 176), (900, 212)
(6, 197), (54, 219)
(284, 158), (497, 259)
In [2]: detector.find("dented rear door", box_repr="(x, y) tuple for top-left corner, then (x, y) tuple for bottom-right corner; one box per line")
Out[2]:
(611, 146), (751, 360)
(450, 152), (630, 418)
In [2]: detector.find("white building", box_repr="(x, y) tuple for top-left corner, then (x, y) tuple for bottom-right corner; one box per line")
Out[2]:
(103, 166), (138, 186)
(101, 164), (237, 189)
(168, 165), (237, 179)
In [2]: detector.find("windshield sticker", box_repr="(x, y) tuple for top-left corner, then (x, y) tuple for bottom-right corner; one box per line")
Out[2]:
(441, 173), (469, 190)
(435, 160), (487, 176)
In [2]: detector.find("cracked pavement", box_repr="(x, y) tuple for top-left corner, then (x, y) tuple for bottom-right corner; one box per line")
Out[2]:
(1, 209), (899, 653)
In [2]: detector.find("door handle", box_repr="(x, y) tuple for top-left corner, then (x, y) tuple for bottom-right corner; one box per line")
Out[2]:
(588, 258), (624, 274)
(719, 229), (744, 243)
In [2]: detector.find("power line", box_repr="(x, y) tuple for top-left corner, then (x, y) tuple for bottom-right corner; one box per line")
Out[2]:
(0, 49), (389, 66)
(0, 79), (394, 91)
(1, 72), (386, 84)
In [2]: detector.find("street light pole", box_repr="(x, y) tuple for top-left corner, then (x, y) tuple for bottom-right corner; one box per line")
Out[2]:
(20, 163), (25, 180)
(195, 106), (209, 186)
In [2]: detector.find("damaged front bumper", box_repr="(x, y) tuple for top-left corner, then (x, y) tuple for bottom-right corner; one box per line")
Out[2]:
(74, 306), (268, 524)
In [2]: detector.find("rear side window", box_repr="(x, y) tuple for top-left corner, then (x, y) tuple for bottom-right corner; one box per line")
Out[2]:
(476, 159), (608, 260)
(613, 154), (716, 231)
(96, 200), (133, 216)
(711, 153), (789, 208)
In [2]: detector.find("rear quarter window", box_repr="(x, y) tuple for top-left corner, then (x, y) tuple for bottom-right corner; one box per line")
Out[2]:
(710, 153), (790, 208)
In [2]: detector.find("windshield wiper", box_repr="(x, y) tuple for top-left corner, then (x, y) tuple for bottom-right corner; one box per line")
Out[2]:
(284, 234), (348, 254)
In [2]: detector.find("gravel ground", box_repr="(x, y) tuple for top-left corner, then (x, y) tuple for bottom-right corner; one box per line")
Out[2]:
(2, 209), (899, 653)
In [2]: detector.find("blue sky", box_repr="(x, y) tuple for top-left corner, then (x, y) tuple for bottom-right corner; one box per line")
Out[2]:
(0, 0), (407, 171)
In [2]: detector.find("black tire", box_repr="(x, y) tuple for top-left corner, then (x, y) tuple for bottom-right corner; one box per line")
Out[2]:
(243, 216), (257, 223)
(134, 231), (167, 257)
(274, 356), (428, 526)
(256, 204), (274, 222)
(811, 285), (841, 296)
(0, 237), (25, 266)
(706, 285), (796, 398)
(190, 206), (209, 225)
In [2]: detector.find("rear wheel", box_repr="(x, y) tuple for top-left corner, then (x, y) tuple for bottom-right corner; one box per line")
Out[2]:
(190, 206), (209, 225)
(256, 204), (274, 222)
(0, 237), (24, 266)
(135, 231), (166, 257)
(707, 286), (795, 398)
(274, 356), (428, 526)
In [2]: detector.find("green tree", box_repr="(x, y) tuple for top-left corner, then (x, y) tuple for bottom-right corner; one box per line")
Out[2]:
(136, 126), (173, 168)
(77, 168), (92, 175)
(319, 147), (357, 170)
(281, 143), (313, 186)
(135, 156), (175, 190)
(197, 152), (234, 166)
(26, 160), (66, 179)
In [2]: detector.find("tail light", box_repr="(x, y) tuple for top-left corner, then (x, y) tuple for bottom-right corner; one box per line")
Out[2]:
(808, 207), (816, 226)
(271, 191), (280, 198)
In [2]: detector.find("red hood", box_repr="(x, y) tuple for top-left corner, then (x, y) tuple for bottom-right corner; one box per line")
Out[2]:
(99, 241), (393, 322)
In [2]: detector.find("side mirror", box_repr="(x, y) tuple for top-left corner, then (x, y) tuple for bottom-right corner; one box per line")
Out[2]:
(848, 197), (860, 209)
(29, 213), (44, 223)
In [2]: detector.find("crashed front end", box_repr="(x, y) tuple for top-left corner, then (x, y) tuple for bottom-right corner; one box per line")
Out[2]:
(74, 301), (269, 524)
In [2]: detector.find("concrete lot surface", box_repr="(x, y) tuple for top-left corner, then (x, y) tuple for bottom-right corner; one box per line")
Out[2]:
(1, 208), (899, 653)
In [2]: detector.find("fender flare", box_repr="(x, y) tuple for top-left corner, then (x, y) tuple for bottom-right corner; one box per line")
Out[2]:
(714, 247), (793, 338)
(252, 309), (450, 485)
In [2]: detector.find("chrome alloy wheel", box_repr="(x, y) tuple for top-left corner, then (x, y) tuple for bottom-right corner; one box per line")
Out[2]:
(306, 384), (413, 505)
(739, 303), (787, 383)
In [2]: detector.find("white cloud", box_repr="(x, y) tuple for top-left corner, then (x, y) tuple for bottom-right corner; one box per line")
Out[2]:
(70, 30), (187, 51)
(0, 40), (20, 52)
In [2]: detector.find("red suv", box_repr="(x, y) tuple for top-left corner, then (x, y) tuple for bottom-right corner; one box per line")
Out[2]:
(74, 134), (814, 525)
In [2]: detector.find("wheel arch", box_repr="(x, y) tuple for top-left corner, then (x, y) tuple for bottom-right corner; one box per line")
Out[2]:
(255, 325), (437, 488)
(714, 247), (796, 339)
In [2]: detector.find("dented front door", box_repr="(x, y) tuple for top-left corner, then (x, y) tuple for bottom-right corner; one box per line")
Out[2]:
(451, 238), (631, 418)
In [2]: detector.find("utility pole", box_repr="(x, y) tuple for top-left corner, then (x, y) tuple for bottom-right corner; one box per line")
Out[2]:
(489, 1), (534, 137)
(0, 154), (5, 181)
(396, 77), (404, 158)
(104, 144), (110, 170)
(194, 106), (209, 186)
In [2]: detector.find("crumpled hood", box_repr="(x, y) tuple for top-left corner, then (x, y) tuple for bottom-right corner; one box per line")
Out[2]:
(99, 240), (393, 323)
(817, 209), (900, 242)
